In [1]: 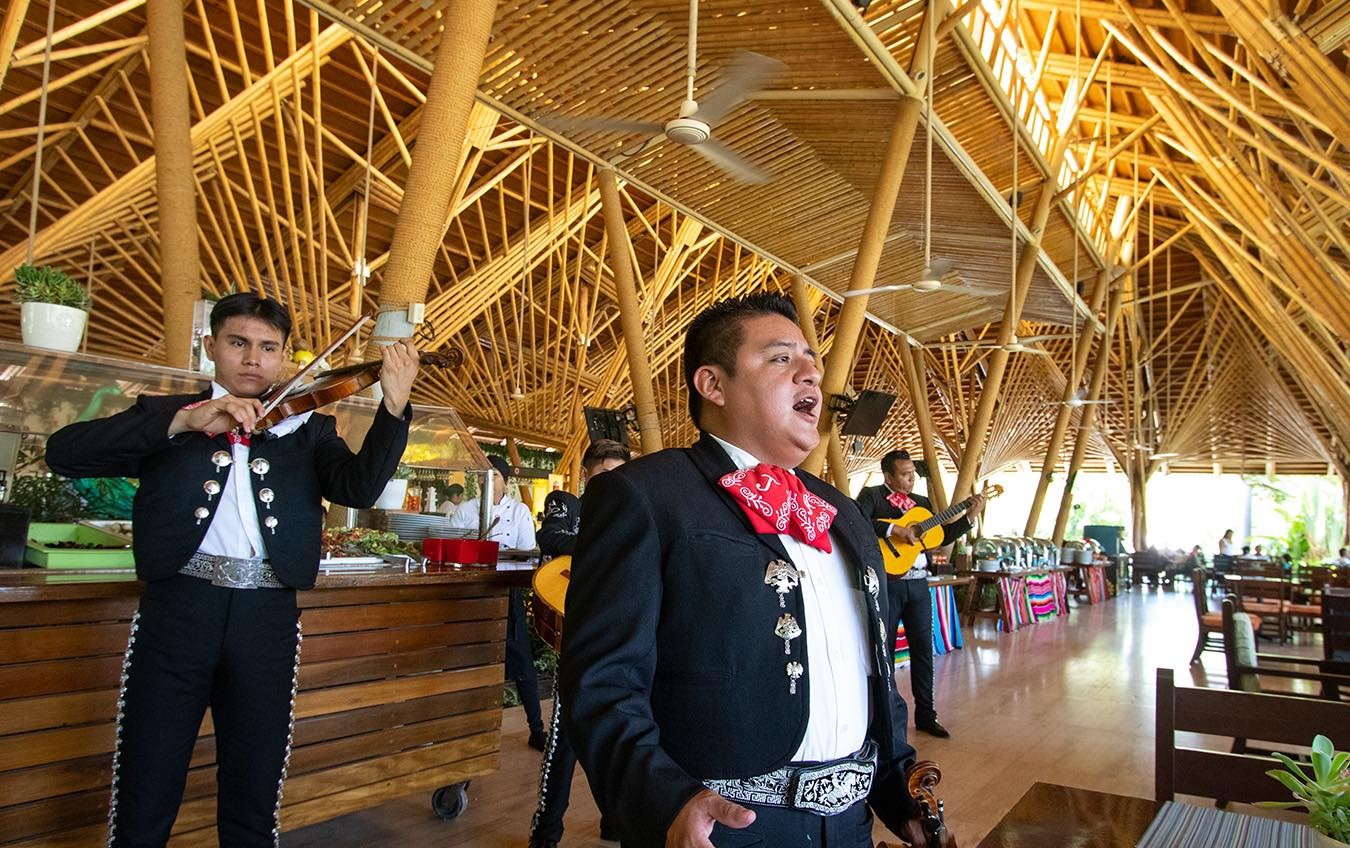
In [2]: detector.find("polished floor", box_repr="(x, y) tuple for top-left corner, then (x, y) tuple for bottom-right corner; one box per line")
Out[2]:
(286, 584), (1321, 847)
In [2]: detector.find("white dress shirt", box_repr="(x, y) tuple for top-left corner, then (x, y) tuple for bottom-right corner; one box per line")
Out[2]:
(710, 435), (871, 762)
(448, 495), (537, 551)
(196, 382), (311, 560)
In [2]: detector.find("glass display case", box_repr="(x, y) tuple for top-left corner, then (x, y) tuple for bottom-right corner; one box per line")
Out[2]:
(0, 339), (492, 497)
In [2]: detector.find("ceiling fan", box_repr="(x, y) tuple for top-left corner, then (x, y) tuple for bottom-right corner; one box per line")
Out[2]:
(842, 258), (956, 297)
(927, 332), (1074, 354)
(1042, 387), (1115, 407)
(542, 0), (783, 183)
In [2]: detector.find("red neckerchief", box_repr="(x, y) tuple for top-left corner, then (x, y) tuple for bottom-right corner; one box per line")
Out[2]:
(181, 399), (251, 446)
(718, 463), (837, 553)
(886, 490), (916, 513)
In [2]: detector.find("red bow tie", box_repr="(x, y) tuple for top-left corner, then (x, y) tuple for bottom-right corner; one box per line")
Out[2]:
(887, 491), (916, 512)
(719, 464), (837, 552)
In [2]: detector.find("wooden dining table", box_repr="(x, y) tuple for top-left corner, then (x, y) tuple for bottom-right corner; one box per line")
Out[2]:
(975, 782), (1162, 848)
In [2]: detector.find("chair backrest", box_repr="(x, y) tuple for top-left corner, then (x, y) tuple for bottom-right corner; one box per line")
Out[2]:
(1191, 568), (1210, 618)
(1154, 667), (1350, 803)
(1220, 596), (1261, 693)
(1326, 589), (1350, 665)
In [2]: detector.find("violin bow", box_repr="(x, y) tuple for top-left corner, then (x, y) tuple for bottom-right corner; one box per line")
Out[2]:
(257, 314), (372, 423)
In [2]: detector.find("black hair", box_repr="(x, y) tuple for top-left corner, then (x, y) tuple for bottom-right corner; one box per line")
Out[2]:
(683, 292), (799, 426)
(582, 438), (631, 471)
(446, 483), (464, 498)
(880, 449), (913, 475)
(210, 291), (292, 341)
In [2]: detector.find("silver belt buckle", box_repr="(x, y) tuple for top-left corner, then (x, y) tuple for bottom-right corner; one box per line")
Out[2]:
(789, 744), (877, 815)
(213, 557), (264, 589)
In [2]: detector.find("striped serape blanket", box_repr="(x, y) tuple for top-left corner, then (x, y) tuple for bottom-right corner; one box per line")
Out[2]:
(1136, 801), (1321, 848)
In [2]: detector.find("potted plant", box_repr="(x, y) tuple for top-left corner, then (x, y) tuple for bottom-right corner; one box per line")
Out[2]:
(15, 263), (90, 352)
(1260, 734), (1350, 846)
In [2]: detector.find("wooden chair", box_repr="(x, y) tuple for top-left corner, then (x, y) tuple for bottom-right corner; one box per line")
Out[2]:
(1326, 588), (1350, 671)
(1155, 666), (1350, 804)
(1191, 569), (1260, 664)
(1231, 579), (1290, 643)
(1221, 596), (1350, 701)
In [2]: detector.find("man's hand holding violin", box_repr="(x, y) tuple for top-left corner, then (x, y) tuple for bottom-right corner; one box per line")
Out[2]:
(379, 338), (420, 417)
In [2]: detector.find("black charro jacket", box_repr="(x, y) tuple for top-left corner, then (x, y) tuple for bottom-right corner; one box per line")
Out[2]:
(559, 434), (918, 847)
(45, 390), (410, 589)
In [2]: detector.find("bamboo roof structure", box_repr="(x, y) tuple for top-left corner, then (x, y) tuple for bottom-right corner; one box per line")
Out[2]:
(0, 0), (1346, 483)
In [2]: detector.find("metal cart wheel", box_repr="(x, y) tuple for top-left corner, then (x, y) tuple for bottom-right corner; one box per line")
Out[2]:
(431, 781), (470, 820)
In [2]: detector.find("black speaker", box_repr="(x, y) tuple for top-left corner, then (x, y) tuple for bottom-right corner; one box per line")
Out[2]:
(583, 406), (630, 448)
(839, 390), (897, 437)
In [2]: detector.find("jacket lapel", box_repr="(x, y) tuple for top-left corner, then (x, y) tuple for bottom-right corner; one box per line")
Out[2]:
(686, 434), (793, 563)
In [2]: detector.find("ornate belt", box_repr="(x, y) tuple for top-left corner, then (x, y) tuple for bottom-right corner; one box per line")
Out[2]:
(702, 741), (877, 815)
(181, 552), (285, 590)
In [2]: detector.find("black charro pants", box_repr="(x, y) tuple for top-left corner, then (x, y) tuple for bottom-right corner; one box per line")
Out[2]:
(707, 799), (874, 848)
(506, 587), (544, 733)
(108, 574), (301, 848)
(886, 576), (936, 721)
(530, 679), (578, 843)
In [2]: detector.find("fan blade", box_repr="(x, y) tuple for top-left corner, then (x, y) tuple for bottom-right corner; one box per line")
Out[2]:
(610, 134), (667, 164)
(691, 137), (772, 183)
(928, 258), (958, 277)
(842, 283), (915, 298)
(544, 114), (666, 136)
(1019, 333), (1076, 343)
(692, 51), (785, 126)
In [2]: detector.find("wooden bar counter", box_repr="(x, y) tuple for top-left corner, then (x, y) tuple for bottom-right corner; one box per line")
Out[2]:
(0, 564), (531, 847)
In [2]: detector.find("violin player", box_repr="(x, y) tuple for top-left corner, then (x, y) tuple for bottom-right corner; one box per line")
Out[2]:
(45, 292), (418, 847)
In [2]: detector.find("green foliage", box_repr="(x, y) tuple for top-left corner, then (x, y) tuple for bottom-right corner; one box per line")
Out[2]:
(1259, 735), (1350, 842)
(13, 264), (90, 311)
(9, 475), (86, 522)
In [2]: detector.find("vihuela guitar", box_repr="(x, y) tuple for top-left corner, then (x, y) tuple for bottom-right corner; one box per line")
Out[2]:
(879, 485), (1003, 577)
(531, 555), (571, 652)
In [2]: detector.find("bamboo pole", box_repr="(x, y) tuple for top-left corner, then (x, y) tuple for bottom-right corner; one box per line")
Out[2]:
(146, 0), (199, 367)
(787, 272), (848, 485)
(506, 437), (533, 511)
(905, 344), (948, 511)
(952, 126), (1076, 503)
(801, 94), (923, 476)
(598, 168), (663, 455)
(374, 0), (495, 342)
(1052, 281), (1126, 545)
(0, 0), (30, 96)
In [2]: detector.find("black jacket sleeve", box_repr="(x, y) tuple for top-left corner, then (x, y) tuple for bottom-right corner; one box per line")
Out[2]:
(855, 485), (893, 539)
(559, 470), (706, 848)
(537, 490), (581, 556)
(313, 402), (412, 508)
(45, 394), (189, 479)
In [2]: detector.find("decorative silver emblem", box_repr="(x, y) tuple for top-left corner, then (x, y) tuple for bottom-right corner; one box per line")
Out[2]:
(194, 506), (210, 525)
(764, 559), (801, 608)
(250, 458), (270, 480)
(203, 480), (221, 502)
(264, 515), (278, 534)
(211, 450), (231, 468)
(864, 568), (879, 598)
(775, 613), (802, 655)
(786, 661), (804, 695)
(259, 488), (274, 510)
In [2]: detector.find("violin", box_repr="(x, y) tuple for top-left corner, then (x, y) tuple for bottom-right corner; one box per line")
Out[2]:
(252, 348), (462, 433)
(877, 760), (954, 848)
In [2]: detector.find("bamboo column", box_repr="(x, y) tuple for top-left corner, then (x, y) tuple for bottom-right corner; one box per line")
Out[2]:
(1024, 233), (1126, 535)
(905, 344), (948, 511)
(598, 168), (663, 455)
(506, 437), (533, 511)
(146, 0), (198, 367)
(1052, 281), (1126, 544)
(788, 274), (848, 485)
(375, 0), (495, 342)
(802, 1), (943, 476)
(951, 128), (1076, 502)
(1129, 463), (1149, 551)
(0, 1), (30, 96)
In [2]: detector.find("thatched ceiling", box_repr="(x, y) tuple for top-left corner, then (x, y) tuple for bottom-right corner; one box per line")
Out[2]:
(0, 0), (1346, 482)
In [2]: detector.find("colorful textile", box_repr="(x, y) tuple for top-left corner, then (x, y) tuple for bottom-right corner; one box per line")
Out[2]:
(718, 464), (837, 552)
(893, 584), (965, 662)
(997, 575), (1033, 632)
(1084, 564), (1108, 604)
(1026, 570), (1060, 622)
(1137, 801), (1318, 848)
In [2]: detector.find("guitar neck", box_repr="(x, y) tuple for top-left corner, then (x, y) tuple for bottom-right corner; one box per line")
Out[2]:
(913, 497), (975, 536)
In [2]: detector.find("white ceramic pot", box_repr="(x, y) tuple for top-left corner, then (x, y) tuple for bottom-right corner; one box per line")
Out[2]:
(374, 478), (408, 510)
(21, 302), (88, 352)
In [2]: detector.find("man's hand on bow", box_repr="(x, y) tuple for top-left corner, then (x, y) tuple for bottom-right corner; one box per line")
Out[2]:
(169, 395), (263, 436)
(665, 789), (756, 848)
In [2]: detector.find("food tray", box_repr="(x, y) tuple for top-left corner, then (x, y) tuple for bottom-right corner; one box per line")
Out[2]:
(26, 522), (135, 569)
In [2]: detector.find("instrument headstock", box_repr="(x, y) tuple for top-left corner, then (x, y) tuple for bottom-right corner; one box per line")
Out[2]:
(420, 348), (463, 369)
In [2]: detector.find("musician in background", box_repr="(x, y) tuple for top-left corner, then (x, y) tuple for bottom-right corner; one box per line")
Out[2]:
(45, 293), (416, 846)
(856, 450), (983, 739)
(529, 438), (631, 848)
(449, 455), (544, 748)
